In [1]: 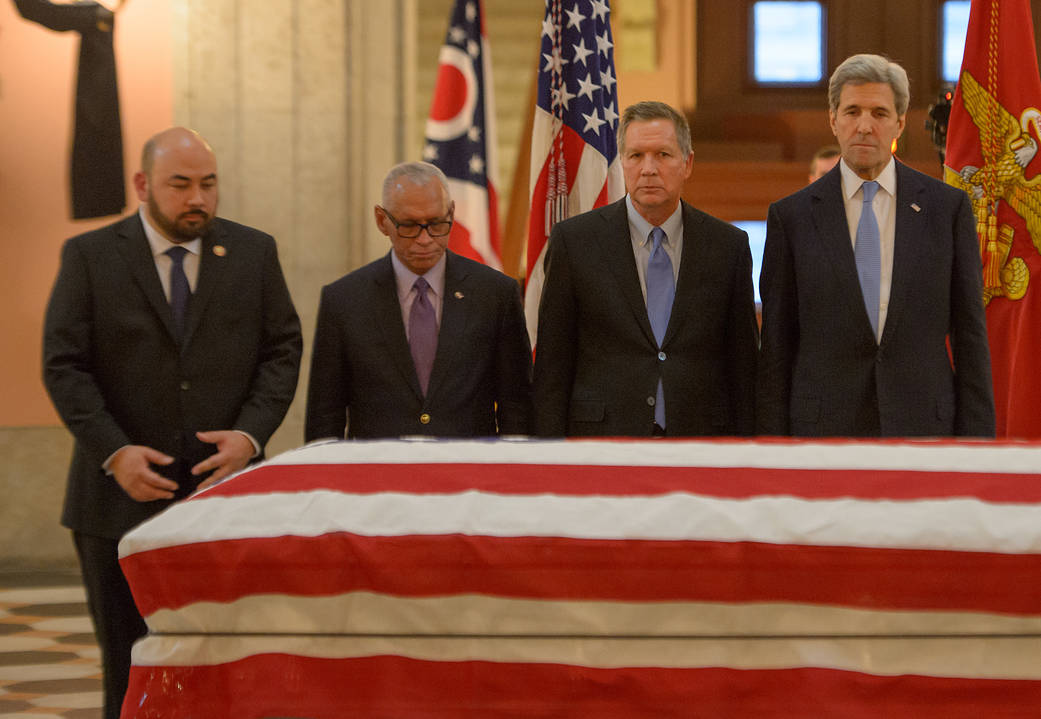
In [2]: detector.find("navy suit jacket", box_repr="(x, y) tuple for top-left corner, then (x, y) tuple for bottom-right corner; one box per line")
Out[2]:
(304, 250), (533, 440)
(757, 161), (995, 437)
(533, 198), (759, 437)
(43, 214), (303, 539)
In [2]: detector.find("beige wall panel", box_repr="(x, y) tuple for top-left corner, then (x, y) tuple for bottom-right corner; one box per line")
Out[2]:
(0, 429), (76, 568)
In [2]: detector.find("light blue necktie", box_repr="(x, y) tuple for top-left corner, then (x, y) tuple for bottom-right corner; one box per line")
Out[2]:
(646, 227), (674, 429)
(854, 181), (881, 340)
(166, 246), (191, 340)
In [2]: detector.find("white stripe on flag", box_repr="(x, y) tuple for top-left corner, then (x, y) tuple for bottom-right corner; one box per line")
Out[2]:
(131, 633), (1041, 679)
(144, 590), (1041, 637)
(279, 438), (1041, 475)
(122, 489), (1041, 557)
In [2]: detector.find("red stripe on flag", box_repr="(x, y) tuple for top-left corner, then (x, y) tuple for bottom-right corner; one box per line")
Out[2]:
(123, 533), (1041, 618)
(199, 462), (1041, 503)
(124, 654), (1041, 719)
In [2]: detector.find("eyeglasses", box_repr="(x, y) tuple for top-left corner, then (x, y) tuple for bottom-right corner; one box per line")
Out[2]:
(379, 207), (453, 238)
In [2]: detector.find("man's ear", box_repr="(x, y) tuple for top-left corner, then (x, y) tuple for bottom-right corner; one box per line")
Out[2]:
(133, 171), (149, 203)
(374, 205), (391, 237)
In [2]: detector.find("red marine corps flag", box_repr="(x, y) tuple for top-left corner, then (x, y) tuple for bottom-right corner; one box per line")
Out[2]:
(945, 0), (1041, 438)
(424, 0), (502, 270)
(524, 0), (625, 345)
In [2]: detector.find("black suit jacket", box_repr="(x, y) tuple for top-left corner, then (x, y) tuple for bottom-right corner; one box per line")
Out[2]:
(43, 214), (302, 539)
(533, 198), (759, 437)
(304, 250), (533, 440)
(757, 161), (995, 437)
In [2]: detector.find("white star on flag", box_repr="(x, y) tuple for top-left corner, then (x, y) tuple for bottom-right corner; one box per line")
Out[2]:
(524, 0), (624, 346)
(572, 39), (594, 67)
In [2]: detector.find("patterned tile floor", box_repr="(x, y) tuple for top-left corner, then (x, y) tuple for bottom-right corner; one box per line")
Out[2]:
(0, 571), (102, 719)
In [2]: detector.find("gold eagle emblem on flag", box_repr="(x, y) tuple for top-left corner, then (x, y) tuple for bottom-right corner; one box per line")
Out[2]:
(945, 70), (1041, 305)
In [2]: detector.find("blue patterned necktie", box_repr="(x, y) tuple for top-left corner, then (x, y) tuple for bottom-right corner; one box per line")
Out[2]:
(855, 180), (881, 340)
(646, 227), (674, 429)
(166, 246), (191, 339)
(409, 276), (438, 397)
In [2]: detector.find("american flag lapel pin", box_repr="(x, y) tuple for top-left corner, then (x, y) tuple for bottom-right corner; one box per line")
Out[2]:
(910, 203), (921, 213)
(454, 291), (464, 299)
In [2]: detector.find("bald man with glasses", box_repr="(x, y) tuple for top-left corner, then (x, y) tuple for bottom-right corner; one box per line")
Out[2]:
(305, 161), (532, 441)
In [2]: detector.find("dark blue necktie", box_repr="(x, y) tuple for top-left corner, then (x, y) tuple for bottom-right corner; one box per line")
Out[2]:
(409, 276), (438, 397)
(646, 227), (674, 429)
(166, 246), (191, 339)
(854, 181), (881, 340)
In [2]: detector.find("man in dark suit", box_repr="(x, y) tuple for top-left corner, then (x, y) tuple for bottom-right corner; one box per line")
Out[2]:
(533, 101), (758, 437)
(43, 127), (302, 719)
(757, 54), (995, 437)
(304, 161), (532, 441)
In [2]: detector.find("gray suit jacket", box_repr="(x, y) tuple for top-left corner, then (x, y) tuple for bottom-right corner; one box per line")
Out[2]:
(757, 161), (995, 437)
(304, 250), (533, 440)
(43, 214), (302, 538)
(533, 198), (759, 437)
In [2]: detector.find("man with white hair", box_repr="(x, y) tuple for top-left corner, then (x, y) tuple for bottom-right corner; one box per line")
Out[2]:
(757, 54), (994, 437)
(305, 161), (532, 440)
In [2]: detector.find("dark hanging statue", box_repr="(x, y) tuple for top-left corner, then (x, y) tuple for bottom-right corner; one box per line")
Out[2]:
(13, 0), (126, 219)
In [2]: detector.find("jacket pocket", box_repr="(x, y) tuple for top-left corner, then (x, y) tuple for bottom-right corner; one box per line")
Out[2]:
(570, 399), (605, 423)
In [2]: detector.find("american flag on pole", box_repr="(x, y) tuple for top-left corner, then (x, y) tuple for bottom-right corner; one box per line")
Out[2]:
(524, 0), (625, 344)
(945, 0), (1041, 439)
(423, 0), (502, 270)
(119, 439), (1041, 717)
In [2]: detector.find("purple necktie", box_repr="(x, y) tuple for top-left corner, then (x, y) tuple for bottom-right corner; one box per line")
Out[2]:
(166, 246), (191, 339)
(409, 276), (438, 396)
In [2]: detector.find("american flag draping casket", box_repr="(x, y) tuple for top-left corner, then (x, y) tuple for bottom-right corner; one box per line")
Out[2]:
(118, 439), (1041, 717)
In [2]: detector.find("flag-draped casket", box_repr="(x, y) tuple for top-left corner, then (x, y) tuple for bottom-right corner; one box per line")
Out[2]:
(119, 439), (1041, 717)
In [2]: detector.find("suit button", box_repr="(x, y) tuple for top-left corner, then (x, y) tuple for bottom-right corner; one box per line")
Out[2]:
(180, 380), (190, 390)
(420, 413), (431, 424)
(647, 396), (656, 406)
(658, 351), (667, 361)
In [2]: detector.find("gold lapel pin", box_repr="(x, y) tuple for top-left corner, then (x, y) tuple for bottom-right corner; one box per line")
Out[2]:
(454, 291), (464, 299)
(910, 203), (921, 213)
(213, 245), (227, 257)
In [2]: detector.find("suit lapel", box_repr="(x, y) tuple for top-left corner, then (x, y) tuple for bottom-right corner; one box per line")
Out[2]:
(427, 251), (468, 400)
(114, 215), (180, 341)
(599, 199), (657, 346)
(182, 221), (228, 347)
(882, 162), (928, 347)
(663, 202), (706, 346)
(811, 168), (877, 340)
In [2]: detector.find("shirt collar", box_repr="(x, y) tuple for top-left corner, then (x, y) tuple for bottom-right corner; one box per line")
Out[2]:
(139, 207), (202, 258)
(839, 155), (897, 200)
(391, 249), (447, 299)
(625, 195), (683, 246)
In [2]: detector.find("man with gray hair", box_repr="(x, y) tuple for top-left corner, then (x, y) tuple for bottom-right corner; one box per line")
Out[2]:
(305, 161), (532, 440)
(757, 54), (995, 437)
(534, 100), (758, 437)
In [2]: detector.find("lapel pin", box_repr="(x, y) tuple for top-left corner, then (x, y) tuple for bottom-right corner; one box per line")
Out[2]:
(910, 203), (921, 213)
(213, 245), (227, 257)
(454, 291), (464, 299)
